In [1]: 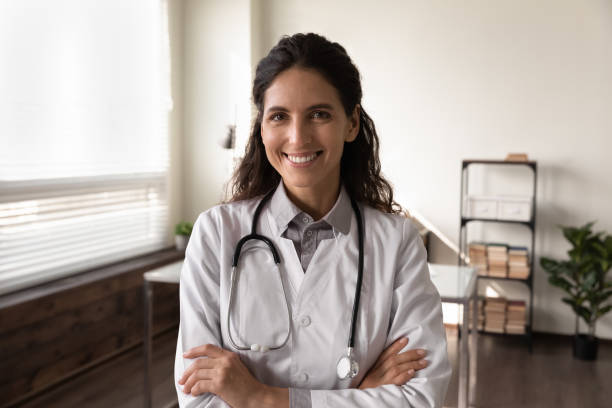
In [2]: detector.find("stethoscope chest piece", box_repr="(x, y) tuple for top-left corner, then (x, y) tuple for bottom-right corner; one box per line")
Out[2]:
(336, 347), (359, 380)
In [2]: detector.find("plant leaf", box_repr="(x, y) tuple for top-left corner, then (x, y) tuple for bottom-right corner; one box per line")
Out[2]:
(540, 257), (560, 272)
(581, 270), (598, 292)
(596, 305), (612, 318)
(548, 276), (574, 294)
(561, 297), (577, 308)
(575, 305), (593, 324)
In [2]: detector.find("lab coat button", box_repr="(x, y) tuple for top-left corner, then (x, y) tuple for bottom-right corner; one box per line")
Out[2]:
(299, 372), (309, 382)
(299, 316), (311, 327)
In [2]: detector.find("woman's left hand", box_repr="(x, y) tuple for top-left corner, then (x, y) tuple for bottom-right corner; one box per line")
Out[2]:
(358, 337), (428, 389)
(179, 344), (269, 408)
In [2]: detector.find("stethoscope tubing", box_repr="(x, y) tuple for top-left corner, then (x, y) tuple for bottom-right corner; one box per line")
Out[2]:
(227, 188), (364, 363)
(348, 198), (363, 349)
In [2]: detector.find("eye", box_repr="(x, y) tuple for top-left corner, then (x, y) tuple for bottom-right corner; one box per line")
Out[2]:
(311, 110), (331, 120)
(269, 112), (286, 122)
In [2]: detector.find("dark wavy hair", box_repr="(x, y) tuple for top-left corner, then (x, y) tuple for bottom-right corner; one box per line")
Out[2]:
(228, 33), (400, 214)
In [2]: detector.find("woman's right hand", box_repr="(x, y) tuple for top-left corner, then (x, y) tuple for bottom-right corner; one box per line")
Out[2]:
(358, 337), (428, 389)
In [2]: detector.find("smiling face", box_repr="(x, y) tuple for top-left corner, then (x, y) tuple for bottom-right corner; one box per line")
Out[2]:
(260, 67), (359, 202)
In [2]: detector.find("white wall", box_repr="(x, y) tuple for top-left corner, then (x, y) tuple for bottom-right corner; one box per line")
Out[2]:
(167, 0), (185, 243)
(182, 0), (612, 338)
(182, 0), (254, 223)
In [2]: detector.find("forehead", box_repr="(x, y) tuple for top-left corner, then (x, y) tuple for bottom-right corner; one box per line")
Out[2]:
(263, 67), (343, 110)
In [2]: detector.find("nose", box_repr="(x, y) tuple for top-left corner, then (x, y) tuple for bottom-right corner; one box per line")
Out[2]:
(288, 118), (312, 145)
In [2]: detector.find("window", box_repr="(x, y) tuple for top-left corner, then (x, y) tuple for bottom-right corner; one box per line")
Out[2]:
(0, 0), (172, 295)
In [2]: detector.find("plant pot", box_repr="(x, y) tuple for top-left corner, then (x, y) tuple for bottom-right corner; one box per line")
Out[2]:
(175, 235), (189, 251)
(573, 334), (598, 361)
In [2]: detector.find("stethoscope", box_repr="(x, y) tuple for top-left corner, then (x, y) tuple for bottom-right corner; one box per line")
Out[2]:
(226, 189), (364, 380)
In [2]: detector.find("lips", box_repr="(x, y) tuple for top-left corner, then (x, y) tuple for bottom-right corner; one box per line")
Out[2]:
(283, 151), (322, 164)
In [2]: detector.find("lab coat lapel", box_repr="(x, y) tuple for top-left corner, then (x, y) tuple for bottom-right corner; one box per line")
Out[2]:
(264, 210), (303, 299)
(297, 238), (341, 309)
(277, 238), (304, 297)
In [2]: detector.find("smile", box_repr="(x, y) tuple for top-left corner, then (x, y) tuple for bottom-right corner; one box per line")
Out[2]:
(284, 151), (322, 165)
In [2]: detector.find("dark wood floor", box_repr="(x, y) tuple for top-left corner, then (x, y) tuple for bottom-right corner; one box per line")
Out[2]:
(17, 327), (612, 408)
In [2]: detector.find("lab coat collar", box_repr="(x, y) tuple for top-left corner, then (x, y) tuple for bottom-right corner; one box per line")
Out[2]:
(268, 181), (352, 237)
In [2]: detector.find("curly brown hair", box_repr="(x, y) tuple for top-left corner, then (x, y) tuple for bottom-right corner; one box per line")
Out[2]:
(228, 33), (401, 214)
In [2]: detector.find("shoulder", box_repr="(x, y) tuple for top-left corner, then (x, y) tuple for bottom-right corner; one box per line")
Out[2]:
(193, 197), (262, 236)
(360, 205), (420, 243)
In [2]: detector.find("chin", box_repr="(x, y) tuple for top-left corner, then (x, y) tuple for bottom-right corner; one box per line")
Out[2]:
(284, 180), (315, 189)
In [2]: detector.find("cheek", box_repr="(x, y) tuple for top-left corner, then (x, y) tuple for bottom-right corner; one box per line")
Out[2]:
(260, 135), (281, 167)
(261, 126), (277, 148)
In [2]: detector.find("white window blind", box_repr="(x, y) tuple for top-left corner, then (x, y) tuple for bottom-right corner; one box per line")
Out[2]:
(0, 0), (172, 295)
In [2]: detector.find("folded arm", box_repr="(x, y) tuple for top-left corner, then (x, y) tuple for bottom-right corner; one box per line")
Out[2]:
(175, 213), (231, 408)
(293, 219), (452, 407)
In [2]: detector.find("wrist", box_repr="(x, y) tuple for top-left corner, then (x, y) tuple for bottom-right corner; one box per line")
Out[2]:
(252, 384), (289, 408)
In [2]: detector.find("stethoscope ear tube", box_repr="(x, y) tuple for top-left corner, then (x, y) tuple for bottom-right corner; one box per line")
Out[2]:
(232, 190), (280, 267)
(232, 234), (281, 267)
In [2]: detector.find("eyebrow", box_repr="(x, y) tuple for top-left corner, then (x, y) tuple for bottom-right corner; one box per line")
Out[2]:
(265, 103), (335, 114)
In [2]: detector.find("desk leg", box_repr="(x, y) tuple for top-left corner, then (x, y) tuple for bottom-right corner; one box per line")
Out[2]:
(144, 280), (153, 408)
(469, 291), (478, 407)
(458, 300), (469, 408)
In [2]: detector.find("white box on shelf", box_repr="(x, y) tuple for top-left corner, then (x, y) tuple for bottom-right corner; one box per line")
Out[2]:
(497, 196), (532, 221)
(464, 195), (498, 219)
(465, 195), (532, 222)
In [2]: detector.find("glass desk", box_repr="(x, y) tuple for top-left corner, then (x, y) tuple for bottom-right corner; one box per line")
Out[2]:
(143, 261), (182, 408)
(429, 263), (478, 408)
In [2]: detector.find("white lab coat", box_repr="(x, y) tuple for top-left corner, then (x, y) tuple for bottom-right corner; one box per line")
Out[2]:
(175, 194), (451, 407)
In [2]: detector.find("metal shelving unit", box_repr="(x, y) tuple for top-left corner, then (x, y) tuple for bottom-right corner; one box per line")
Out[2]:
(458, 159), (537, 352)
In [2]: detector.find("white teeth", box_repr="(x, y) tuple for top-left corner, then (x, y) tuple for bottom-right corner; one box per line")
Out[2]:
(287, 153), (317, 163)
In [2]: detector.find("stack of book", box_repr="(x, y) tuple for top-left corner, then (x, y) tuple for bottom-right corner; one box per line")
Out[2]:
(505, 300), (527, 334)
(484, 297), (507, 333)
(469, 298), (485, 331)
(487, 244), (508, 278)
(477, 298), (485, 331)
(468, 243), (488, 276)
(508, 246), (530, 279)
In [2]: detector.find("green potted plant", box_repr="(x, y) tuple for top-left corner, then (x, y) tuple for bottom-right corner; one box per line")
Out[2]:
(540, 222), (612, 360)
(174, 221), (193, 251)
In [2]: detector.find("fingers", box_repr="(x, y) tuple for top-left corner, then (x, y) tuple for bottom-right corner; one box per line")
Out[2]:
(380, 353), (428, 373)
(373, 337), (409, 369)
(183, 343), (225, 359)
(394, 360), (428, 375)
(380, 349), (427, 372)
(190, 379), (215, 396)
(358, 359), (424, 390)
(404, 348), (427, 362)
(178, 357), (216, 384)
(384, 360), (428, 385)
(182, 368), (216, 394)
(390, 367), (416, 385)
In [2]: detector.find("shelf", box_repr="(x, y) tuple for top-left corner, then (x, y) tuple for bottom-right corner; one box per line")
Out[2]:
(462, 159), (537, 170)
(461, 216), (534, 228)
(458, 159), (537, 353)
(477, 326), (532, 338)
(477, 275), (531, 285)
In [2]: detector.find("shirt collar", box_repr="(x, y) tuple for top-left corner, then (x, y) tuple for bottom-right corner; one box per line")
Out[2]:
(268, 181), (352, 236)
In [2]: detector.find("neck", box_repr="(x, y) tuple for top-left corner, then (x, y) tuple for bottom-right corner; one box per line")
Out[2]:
(284, 179), (341, 221)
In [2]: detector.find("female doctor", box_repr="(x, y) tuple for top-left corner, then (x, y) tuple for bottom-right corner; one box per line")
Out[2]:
(175, 33), (451, 407)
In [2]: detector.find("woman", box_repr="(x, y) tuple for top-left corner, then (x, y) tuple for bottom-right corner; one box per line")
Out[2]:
(175, 33), (451, 407)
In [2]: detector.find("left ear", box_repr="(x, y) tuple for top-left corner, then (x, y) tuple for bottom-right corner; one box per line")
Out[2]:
(345, 105), (360, 143)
